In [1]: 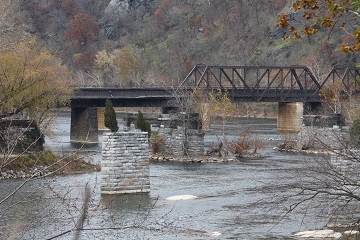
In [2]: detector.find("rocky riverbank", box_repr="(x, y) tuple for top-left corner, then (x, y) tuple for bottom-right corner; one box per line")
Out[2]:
(149, 152), (267, 163)
(0, 154), (100, 180)
(0, 166), (50, 180)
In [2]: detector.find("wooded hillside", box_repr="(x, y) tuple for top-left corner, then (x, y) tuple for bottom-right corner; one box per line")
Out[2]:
(0, 0), (357, 87)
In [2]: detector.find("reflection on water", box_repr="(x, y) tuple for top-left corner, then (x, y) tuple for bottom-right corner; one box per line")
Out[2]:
(0, 111), (334, 239)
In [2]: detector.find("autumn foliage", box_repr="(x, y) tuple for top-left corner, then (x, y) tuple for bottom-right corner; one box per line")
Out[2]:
(0, 39), (71, 124)
(320, 80), (344, 113)
(73, 52), (95, 71)
(154, 0), (171, 23)
(65, 13), (99, 46)
(278, 0), (360, 52)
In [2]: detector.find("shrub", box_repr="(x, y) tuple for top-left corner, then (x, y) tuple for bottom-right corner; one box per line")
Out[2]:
(17, 156), (35, 169)
(104, 99), (118, 132)
(149, 132), (165, 154)
(39, 150), (56, 165)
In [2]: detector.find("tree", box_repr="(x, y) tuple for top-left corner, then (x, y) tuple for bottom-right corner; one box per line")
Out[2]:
(135, 110), (151, 136)
(208, 91), (239, 138)
(73, 52), (95, 71)
(0, 39), (71, 125)
(277, 0), (360, 52)
(65, 13), (99, 46)
(207, 91), (239, 157)
(269, 141), (360, 233)
(0, 0), (31, 50)
(154, 0), (171, 24)
(104, 99), (118, 132)
(272, 107), (360, 233)
(114, 47), (141, 87)
(320, 80), (343, 113)
(94, 50), (116, 86)
(169, 88), (200, 156)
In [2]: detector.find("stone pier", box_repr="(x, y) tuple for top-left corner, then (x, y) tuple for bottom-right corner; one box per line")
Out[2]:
(277, 102), (303, 132)
(101, 132), (150, 194)
(70, 107), (98, 144)
(125, 113), (205, 156)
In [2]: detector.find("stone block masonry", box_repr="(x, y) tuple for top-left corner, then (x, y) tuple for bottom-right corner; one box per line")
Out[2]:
(101, 132), (150, 194)
(150, 125), (205, 156)
(0, 120), (43, 152)
(125, 113), (205, 156)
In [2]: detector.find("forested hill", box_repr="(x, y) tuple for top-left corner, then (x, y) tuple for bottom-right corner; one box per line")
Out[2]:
(1, 0), (357, 87)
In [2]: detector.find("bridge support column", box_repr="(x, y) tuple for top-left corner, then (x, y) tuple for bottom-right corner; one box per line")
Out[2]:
(70, 107), (98, 145)
(101, 132), (150, 194)
(277, 102), (303, 132)
(97, 107), (106, 131)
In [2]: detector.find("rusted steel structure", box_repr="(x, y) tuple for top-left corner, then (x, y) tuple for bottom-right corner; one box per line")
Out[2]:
(178, 64), (360, 102)
(71, 65), (360, 106)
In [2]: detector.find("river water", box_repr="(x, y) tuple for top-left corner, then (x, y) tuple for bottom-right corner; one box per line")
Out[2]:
(0, 111), (336, 239)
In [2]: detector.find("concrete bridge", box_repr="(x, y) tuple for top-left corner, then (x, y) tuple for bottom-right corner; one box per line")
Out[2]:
(70, 65), (360, 144)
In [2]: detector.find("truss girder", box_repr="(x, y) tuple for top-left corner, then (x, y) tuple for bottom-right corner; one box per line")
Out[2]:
(179, 65), (360, 102)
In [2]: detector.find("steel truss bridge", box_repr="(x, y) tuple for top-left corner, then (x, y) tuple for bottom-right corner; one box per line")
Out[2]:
(178, 64), (360, 102)
(71, 65), (360, 108)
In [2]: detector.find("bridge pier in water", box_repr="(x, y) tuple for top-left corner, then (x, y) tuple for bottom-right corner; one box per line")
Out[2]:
(277, 102), (303, 132)
(70, 107), (99, 145)
(101, 132), (150, 194)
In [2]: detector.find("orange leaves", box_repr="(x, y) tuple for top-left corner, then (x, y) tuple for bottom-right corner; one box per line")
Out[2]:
(302, 26), (318, 35)
(277, 14), (289, 28)
(303, 11), (315, 19)
(340, 44), (353, 53)
(293, 0), (320, 11)
(322, 17), (334, 27)
(277, 0), (360, 52)
(293, 2), (300, 11)
(289, 26), (301, 38)
(320, 80), (343, 113)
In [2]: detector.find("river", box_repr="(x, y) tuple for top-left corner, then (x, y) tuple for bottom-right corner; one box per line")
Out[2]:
(0, 111), (337, 239)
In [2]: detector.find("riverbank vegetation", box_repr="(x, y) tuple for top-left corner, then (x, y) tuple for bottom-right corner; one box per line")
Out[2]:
(0, 0), (358, 238)
(0, 151), (100, 179)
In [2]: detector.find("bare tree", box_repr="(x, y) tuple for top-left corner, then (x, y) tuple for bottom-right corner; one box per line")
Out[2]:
(168, 88), (200, 156)
(269, 124), (360, 236)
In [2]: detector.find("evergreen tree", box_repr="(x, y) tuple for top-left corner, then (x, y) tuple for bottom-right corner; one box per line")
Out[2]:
(135, 110), (151, 136)
(104, 99), (118, 132)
